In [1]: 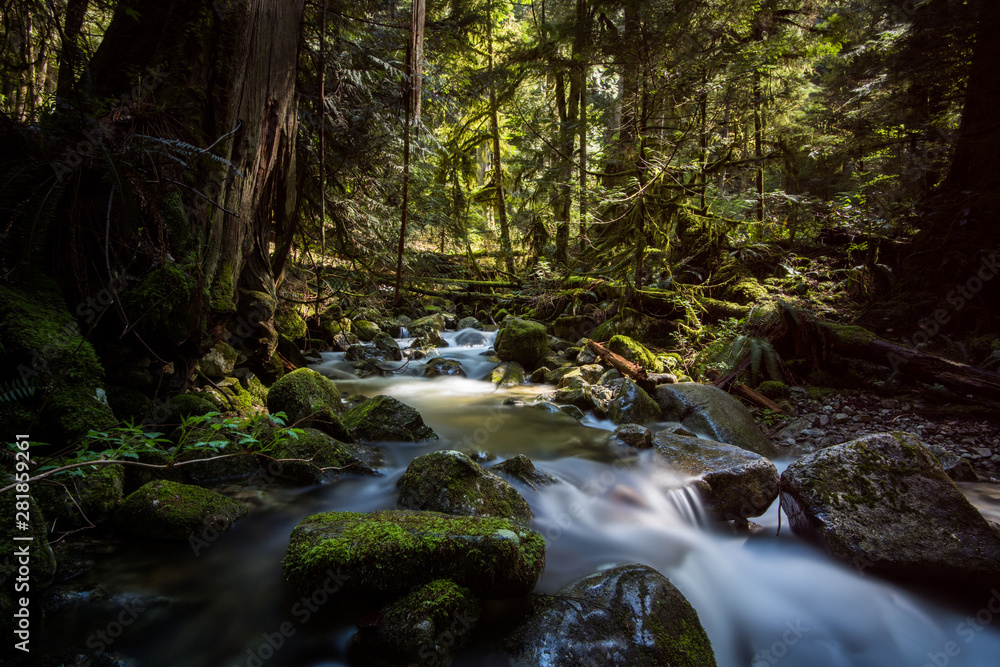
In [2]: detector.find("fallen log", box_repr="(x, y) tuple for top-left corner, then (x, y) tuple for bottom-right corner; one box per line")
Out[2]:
(731, 383), (783, 413)
(587, 340), (656, 394)
(777, 305), (1000, 402)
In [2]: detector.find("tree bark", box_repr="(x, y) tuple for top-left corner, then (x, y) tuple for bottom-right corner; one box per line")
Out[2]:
(91, 0), (305, 360)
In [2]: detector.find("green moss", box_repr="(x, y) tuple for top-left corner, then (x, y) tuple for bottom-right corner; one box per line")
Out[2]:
(210, 261), (236, 315)
(105, 386), (154, 422)
(121, 262), (199, 346)
(161, 393), (218, 422)
(756, 380), (790, 399)
(488, 362), (526, 387)
(265, 428), (376, 484)
(494, 318), (549, 369)
(608, 335), (663, 372)
(0, 478), (56, 587)
(267, 368), (347, 436)
(117, 480), (247, 540)
(353, 320), (381, 342)
(34, 464), (125, 528)
(275, 305), (308, 340)
(282, 509), (545, 598)
(46, 386), (117, 443)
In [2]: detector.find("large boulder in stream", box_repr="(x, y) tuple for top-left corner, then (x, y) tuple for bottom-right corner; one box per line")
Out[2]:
(608, 378), (661, 425)
(781, 432), (1000, 585)
(342, 395), (438, 442)
(282, 510), (545, 598)
(397, 450), (533, 524)
(116, 480), (246, 540)
(455, 329), (488, 346)
(485, 361), (526, 387)
(654, 383), (778, 458)
(423, 357), (466, 378)
(372, 331), (403, 361)
(348, 579), (480, 667)
(652, 432), (779, 519)
(507, 563), (716, 667)
(263, 428), (379, 484)
(266, 368), (349, 439)
(494, 318), (549, 369)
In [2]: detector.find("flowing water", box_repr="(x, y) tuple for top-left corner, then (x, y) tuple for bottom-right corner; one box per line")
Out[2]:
(38, 330), (1000, 666)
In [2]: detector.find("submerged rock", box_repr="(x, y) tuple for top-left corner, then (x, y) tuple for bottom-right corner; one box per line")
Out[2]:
(485, 361), (526, 387)
(342, 395), (438, 442)
(455, 330), (488, 346)
(397, 450), (532, 524)
(491, 454), (558, 490)
(652, 432), (779, 519)
(608, 379), (661, 425)
(654, 383), (778, 457)
(507, 563), (716, 667)
(282, 510), (545, 598)
(780, 432), (1000, 585)
(423, 357), (466, 378)
(494, 318), (549, 369)
(348, 579), (480, 667)
(116, 480), (246, 540)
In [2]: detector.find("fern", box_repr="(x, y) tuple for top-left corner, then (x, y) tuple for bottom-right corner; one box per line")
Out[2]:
(0, 378), (37, 403)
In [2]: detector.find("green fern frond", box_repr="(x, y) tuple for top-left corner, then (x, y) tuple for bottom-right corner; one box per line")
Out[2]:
(0, 378), (37, 403)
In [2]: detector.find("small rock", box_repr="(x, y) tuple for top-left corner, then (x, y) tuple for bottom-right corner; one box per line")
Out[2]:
(818, 415), (830, 427)
(833, 413), (850, 423)
(611, 424), (654, 449)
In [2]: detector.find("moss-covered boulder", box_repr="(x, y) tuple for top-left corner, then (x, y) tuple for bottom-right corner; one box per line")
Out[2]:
(116, 480), (247, 540)
(105, 386), (154, 423)
(494, 318), (549, 369)
(781, 432), (1000, 585)
(348, 579), (481, 667)
(198, 341), (238, 378)
(608, 379), (661, 425)
(756, 380), (790, 400)
(46, 386), (118, 442)
(652, 432), (779, 520)
(266, 368), (349, 439)
(655, 383), (778, 458)
(275, 305), (308, 340)
(485, 361), (526, 387)
(263, 428), (378, 484)
(161, 393), (218, 422)
(507, 563), (716, 667)
(282, 510), (545, 598)
(353, 320), (381, 342)
(397, 450), (532, 524)
(491, 455), (558, 491)
(342, 395), (437, 442)
(457, 316), (484, 331)
(33, 464), (125, 529)
(410, 313), (446, 335)
(371, 331), (403, 361)
(608, 335), (663, 372)
(588, 307), (656, 343)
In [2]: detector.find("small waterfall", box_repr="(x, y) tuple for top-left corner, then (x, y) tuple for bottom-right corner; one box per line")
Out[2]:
(665, 484), (708, 527)
(399, 325), (409, 338)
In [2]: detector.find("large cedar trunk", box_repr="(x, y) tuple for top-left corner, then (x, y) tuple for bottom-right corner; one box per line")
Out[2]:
(89, 0), (304, 363)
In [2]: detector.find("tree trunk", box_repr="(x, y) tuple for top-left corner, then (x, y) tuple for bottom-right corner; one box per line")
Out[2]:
(487, 0), (514, 274)
(91, 0), (305, 361)
(56, 0), (90, 100)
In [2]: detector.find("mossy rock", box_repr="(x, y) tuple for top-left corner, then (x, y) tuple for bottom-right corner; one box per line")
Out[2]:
(494, 318), (549, 369)
(121, 262), (200, 346)
(723, 276), (768, 305)
(267, 368), (349, 439)
(353, 320), (381, 342)
(608, 379), (661, 425)
(349, 579), (480, 667)
(263, 428), (378, 484)
(282, 510), (545, 598)
(105, 386), (154, 423)
(507, 563), (716, 667)
(652, 431), (779, 519)
(0, 478), (57, 587)
(161, 393), (218, 423)
(44, 385), (118, 443)
(199, 341), (238, 378)
(781, 432), (1000, 585)
(116, 480), (247, 540)
(457, 316), (484, 331)
(372, 331), (403, 361)
(397, 450), (532, 525)
(167, 425), (258, 484)
(423, 358), (466, 378)
(756, 380), (790, 400)
(342, 395), (438, 442)
(410, 313), (446, 334)
(33, 464), (125, 529)
(485, 361), (526, 387)
(588, 307), (656, 343)
(274, 305), (308, 341)
(607, 335), (663, 373)
(490, 454), (558, 491)
(196, 377), (265, 416)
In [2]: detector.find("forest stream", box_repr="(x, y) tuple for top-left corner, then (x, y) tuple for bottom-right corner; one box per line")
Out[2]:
(32, 330), (1000, 667)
